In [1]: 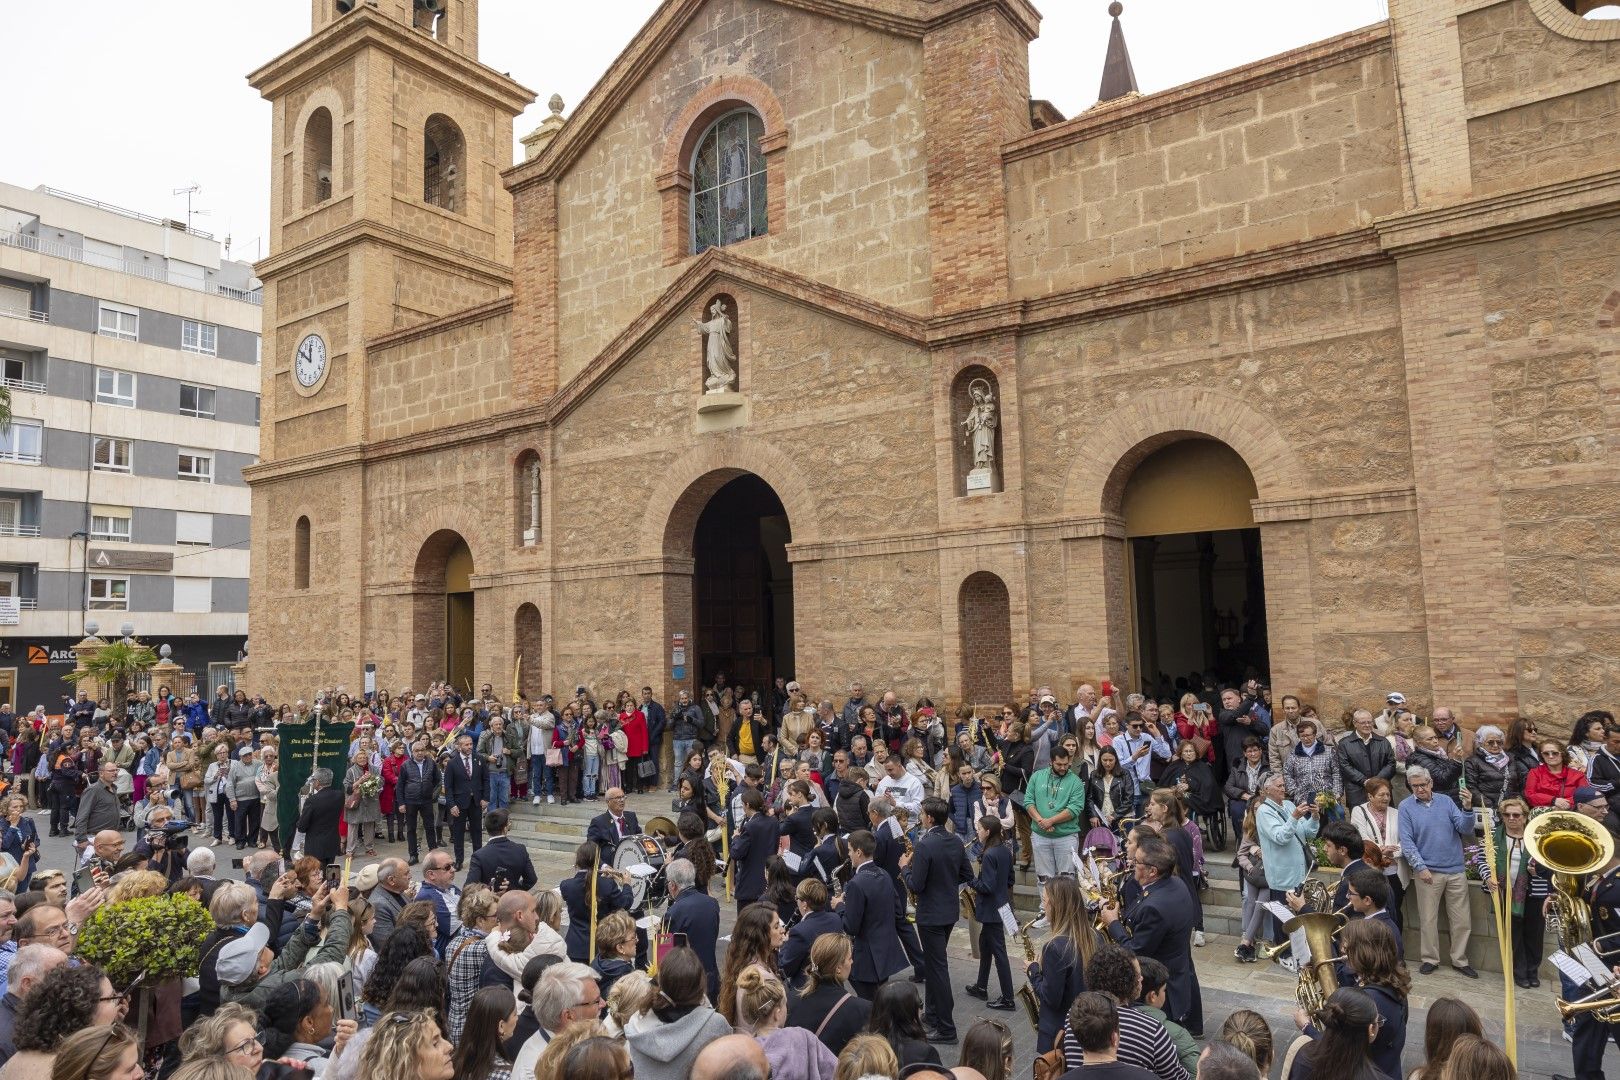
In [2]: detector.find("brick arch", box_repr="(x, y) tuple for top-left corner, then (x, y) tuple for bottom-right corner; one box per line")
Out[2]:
(657, 75), (789, 178)
(1597, 285), (1620, 328)
(642, 438), (822, 560)
(958, 570), (1014, 708)
(1061, 389), (1306, 517)
(400, 508), (491, 586)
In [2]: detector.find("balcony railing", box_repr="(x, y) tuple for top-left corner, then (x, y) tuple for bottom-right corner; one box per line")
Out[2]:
(0, 229), (262, 306)
(0, 307), (48, 324)
(0, 450), (42, 465)
(14, 598), (36, 609)
(0, 523), (41, 537)
(1, 375), (45, 395)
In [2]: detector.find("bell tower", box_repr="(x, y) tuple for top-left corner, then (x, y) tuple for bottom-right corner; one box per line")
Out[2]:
(243, 0), (531, 694)
(248, 0), (532, 460)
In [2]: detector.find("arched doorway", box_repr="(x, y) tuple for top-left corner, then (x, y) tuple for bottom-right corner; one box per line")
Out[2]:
(1121, 439), (1269, 694)
(671, 473), (793, 693)
(514, 603), (542, 699)
(413, 530), (475, 692)
(958, 572), (1012, 707)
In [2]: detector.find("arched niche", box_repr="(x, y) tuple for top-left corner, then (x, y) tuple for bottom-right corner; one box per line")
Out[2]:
(951, 365), (1003, 496)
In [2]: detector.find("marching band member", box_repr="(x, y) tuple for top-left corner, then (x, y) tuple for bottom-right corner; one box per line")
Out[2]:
(1098, 836), (1203, 1037)
(835, 829), (908, 1000)
(558, 841), (634, 962)
(1026, 876), (1093, 1054)
(963, 815), (1016, 1011)
(900, 796), (972, 1044)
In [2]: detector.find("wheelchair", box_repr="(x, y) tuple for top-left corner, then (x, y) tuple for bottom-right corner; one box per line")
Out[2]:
(1195, 804), (1228, 852)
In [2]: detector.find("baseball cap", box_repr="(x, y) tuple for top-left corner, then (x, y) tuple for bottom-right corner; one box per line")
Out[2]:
(1385, 692), (1406, 706)
(216, 922), (271, 987)
(237, 746), (255, 759)
(1575, 786), (1606, 806)
(1039, 695), (1057, 706)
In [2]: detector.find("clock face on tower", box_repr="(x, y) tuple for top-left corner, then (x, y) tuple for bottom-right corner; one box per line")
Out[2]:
(294, 333), (327, 388)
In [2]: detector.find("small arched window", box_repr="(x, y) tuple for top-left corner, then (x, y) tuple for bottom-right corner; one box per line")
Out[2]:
(514, 449), (541, 547)
(293, 516), (311, 590)
(424, 114), (464, 213)
(304, 108), (333, 208)
(691, 109), (766, 254)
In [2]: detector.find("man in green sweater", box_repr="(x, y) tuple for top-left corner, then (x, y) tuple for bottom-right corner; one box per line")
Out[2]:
(1026, 745), (1086, 927)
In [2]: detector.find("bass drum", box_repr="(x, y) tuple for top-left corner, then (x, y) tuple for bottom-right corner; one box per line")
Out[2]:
(612, 833), (670, 912)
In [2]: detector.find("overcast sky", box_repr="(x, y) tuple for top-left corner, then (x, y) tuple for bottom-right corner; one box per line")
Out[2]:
(9, 1), (1389, 262)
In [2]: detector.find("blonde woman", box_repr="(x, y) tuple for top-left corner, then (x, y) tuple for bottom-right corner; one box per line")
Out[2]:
(602, 969), (654, 1037)
(737, 968), (837, 1080)
(256, 745), (280, 849)
(834, 1034), (899, 1080)
(355, 1009), (453, 1080)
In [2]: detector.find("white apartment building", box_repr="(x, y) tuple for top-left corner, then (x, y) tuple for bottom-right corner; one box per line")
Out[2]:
(0, 183), (261, 710)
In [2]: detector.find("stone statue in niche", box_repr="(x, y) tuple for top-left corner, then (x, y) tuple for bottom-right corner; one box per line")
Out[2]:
(695, 299), (737, 393)
(961, 377), (998, 494)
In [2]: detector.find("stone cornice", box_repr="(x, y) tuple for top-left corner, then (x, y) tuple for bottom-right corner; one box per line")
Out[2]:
(544, 248), (929, 425)
(505, 0), (1039, 194)
(1251, 486), (1416, 524)
(1375, 169), (1620, 257)
(786, 515), (1128, 564)
(254, 219), (513, 290)
(1002, 24), (1390, 165)
(248, 6), (534, 114)
(368, 297), (514, 351)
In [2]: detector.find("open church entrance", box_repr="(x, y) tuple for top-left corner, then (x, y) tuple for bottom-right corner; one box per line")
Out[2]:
(1123, 439), (1270, 696)
(692, 474), (793, 694)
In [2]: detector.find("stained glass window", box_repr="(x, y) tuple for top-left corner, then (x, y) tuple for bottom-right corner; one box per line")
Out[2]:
(691, 110), (767, 254)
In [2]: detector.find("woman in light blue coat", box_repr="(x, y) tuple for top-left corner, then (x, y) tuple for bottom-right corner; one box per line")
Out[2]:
(1254, 771), (1320, 945)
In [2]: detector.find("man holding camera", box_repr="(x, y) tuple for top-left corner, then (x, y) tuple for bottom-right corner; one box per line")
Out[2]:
(133, 808), (188, 883)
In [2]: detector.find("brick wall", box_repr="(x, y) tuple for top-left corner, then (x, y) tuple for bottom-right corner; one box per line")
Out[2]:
(959, 571), (1013, 707)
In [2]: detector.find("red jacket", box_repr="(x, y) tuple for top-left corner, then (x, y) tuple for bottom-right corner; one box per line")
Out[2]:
(1524, 763), (1587, 807)
(620, 709), (649, 758)
(1174, 710), (1218, 763)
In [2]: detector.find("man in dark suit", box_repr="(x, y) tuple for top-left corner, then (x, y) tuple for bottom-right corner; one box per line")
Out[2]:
(901, 796), (973, 1044)
(295, 768), (345, 865)
(586, 788), (640, 854)
(779, 878), (844, 985)
(868, 796), (926, 982)
(443, 733), (488, 870)
(557, 841), (635, 962)
(836, 829), (907, 1000)
(466, 809), (537, 892)
(664, 857), (721, 998)
(731, 788), (778, 912)
(398, 740), (441, 866)
(640, 686), (667, 793)
(1099, 836), (1202, 1037)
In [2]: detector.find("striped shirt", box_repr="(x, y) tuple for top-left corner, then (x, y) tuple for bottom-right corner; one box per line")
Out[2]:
(1061, 1003), (1189, 1080)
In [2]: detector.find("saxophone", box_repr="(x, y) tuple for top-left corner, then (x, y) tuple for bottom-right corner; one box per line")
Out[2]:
(1016, 915), (1040, 1030)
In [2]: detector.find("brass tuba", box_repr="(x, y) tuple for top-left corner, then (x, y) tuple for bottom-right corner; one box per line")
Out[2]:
(1527, 810), (1615, 953)
(1281, 909), (1345, 1017)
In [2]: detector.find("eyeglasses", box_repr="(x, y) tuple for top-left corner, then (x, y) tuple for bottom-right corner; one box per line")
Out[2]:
(1500, 811), (1525, 819)
(227, 1035), (263, 1057)
(573, 996), (605, 1012)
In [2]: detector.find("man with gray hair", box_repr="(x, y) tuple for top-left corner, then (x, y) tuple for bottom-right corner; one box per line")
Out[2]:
(664, 857), (720, 997)
(0, 943), (67, 1063)
(509, 961), (601, 1080)
(295, 766), (346, 865)
(368, 857), (410, 950)
(1398, 764), (1478, 978)
(186, 846), (221, 907)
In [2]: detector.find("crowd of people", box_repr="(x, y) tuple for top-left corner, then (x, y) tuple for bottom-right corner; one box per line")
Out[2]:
(0, 671), (1552, 1080)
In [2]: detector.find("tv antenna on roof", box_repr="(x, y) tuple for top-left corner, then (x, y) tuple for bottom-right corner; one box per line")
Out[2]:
(172, 183), (209, 233)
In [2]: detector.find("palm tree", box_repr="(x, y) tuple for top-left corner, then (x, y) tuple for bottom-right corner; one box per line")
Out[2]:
(62, 639), (158, 709)
(0, 382), (10, 434)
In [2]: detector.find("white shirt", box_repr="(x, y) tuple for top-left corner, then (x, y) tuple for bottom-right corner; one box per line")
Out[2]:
(875, 771), (924, 816)
(510, 1025), (550, 1080)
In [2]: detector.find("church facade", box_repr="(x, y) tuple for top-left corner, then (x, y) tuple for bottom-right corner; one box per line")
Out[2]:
(245, 0), (1620, 724)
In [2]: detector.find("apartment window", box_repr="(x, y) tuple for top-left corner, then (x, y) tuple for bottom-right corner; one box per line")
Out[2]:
(181, 320), (217, 356)
(177, 449), (213, 483)
(179, 384), (216, 419)
(0, 499), (20, 536)
(97, 303), (138, 342)
(92, 436), (132, 473)
(173, 576), (211, 613)
(175, 511), (212, 546)
(0, 420), (42, 465)
(88, 576), (129, 611)
(90, 505), (132, 543)
(95, 369), (136, 408)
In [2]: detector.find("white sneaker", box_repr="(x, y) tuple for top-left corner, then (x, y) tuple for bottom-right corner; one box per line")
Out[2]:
(1279, 956), (1300, 975)
(547, 795), (555, 804)
(532, 796), (541, 806)
(1031, 917), (1049, 929)
(1193, 930), (1205, 947)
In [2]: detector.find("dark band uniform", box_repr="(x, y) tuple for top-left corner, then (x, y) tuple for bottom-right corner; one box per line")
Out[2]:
(1105, 871), (1204, 1037)
(558, 868), (635, 962)
(842, 860), (908, 997)
(1572, 863), (1620, 1079)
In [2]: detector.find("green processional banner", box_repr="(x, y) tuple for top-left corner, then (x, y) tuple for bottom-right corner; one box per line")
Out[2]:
(276, 719), (357, 851)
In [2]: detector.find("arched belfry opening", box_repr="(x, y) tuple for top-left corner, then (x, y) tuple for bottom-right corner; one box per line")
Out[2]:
(1118, 438), (1269, 694)
(413, 530), (475, 691)
(666, 473), (793, 694)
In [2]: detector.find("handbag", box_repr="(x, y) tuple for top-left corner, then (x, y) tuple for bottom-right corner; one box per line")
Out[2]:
(545, 747), (563, 767)
(1033, 1047), (1066, 1080)
(637, 759), (657, 780)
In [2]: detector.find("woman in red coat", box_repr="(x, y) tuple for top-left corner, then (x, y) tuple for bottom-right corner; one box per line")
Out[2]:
(379, 738), (407, 844)
(1175, 692), (1218, 763)
(618, 702), (650, 794)
(1524, 738), (1587, 809)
